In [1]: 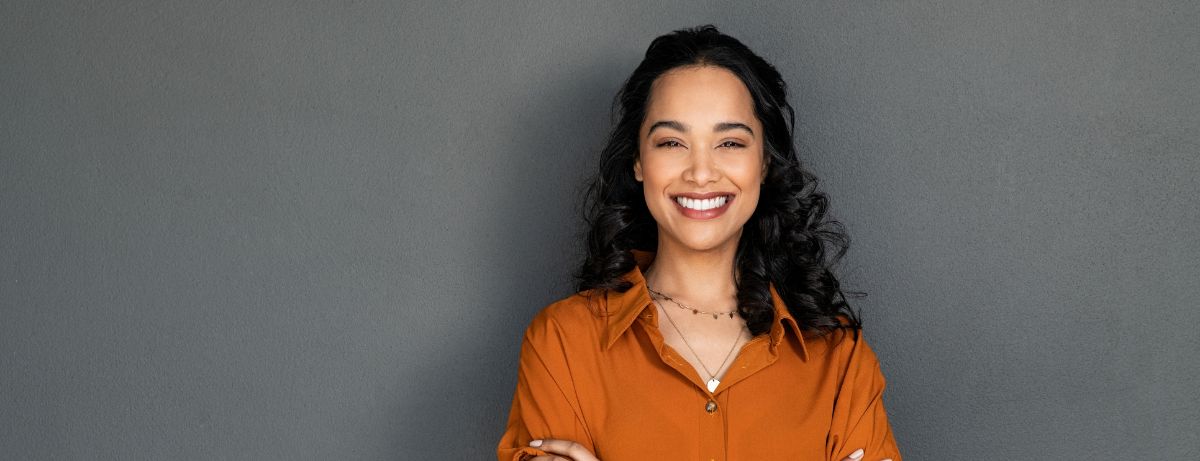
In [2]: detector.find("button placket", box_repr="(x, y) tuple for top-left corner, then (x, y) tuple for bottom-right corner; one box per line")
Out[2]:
(699, 390), (726, 461)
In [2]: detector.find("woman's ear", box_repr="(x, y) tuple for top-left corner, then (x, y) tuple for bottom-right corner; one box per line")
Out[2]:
(634, 159), (644, 182)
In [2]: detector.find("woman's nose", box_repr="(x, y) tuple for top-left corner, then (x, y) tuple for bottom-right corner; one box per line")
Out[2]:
(684, 148), (720, 185)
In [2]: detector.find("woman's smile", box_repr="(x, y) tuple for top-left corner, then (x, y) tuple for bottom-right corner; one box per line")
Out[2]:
(671, 192), (735, 220)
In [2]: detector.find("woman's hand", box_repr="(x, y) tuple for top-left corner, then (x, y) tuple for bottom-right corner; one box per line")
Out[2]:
(522, 441), (891, 461)
(526, 439), (599, 461)
(842, 447), (893, 461)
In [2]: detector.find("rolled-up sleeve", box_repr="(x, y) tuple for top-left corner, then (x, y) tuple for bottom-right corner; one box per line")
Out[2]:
(826, 331), (902, 461)
(497, 318), (595, 461)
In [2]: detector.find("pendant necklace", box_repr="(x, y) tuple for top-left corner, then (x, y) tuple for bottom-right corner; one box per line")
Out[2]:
(647, 287), (743, 393)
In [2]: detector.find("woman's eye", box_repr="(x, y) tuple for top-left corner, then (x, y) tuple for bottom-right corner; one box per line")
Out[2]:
(656, 140), (682, 148)
(718, 140), (745, 148)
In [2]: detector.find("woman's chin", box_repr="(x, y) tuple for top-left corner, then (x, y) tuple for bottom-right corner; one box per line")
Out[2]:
(663, 234), (741, 254)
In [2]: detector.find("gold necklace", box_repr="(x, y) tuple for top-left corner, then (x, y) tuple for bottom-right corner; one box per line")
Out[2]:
(648, 289), (743, 393)
(646, 287), (738, 319)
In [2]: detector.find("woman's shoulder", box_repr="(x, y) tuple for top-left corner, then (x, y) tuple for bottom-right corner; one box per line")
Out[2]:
(800, 314), (879, 364)
(521, 289), (610, 348)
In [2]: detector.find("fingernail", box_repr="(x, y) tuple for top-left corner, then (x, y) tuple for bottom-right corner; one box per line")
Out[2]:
(849, 448), (864, 459)
(882, 459), (893, 461)
(529, 439), (542, 447)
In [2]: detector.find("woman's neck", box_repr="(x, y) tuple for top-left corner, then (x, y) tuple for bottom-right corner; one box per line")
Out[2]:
(643, 237), (739, 307)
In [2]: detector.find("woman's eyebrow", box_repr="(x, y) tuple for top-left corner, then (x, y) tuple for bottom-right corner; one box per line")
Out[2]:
(646, 120), (755, 138)
(646, 120), (687, 138)
(715, 122), (754, 136)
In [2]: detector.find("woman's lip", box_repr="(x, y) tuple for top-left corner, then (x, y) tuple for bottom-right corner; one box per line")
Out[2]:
(671, 192), (735, 199)
(672, 195), (733, 220)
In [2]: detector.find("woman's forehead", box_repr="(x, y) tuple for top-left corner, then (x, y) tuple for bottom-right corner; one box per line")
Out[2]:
(643, 66), (758, 131)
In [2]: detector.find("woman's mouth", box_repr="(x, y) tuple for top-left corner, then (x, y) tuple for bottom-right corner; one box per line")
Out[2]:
(672, 194), (733, 220)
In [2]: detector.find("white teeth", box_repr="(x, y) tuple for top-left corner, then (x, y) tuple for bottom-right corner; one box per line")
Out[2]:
(675, 195), (728, 211)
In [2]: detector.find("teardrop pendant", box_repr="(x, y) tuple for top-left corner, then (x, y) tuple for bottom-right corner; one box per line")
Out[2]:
(706, 378), (720, 392)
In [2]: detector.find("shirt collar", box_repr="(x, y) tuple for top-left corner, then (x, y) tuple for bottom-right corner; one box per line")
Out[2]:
(600, 250), (809, 362)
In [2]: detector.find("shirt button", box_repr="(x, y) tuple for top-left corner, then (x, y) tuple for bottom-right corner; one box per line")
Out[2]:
(705, 399), (718, 414)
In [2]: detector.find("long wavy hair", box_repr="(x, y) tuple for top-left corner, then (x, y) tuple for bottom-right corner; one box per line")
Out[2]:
(575, 25), (861, 337)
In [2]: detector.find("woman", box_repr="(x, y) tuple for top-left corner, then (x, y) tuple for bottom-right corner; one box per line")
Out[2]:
(498, 25), (901, 461)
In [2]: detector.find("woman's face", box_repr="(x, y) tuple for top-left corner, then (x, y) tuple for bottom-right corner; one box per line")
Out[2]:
(635, 65), (765, 254)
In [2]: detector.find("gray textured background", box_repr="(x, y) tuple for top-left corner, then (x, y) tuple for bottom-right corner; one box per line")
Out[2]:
(2, 1), (1198, 459)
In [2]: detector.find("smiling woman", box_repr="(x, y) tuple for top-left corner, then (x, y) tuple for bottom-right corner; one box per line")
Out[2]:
(635, 65), (765, 252)
(498, 25), (901, 461)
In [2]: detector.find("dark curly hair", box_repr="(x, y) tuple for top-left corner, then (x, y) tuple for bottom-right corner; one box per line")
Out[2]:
(575, 25), (861, 337)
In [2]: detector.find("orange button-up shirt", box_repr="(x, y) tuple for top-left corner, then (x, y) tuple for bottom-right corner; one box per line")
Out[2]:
(497, 252), (902, 461)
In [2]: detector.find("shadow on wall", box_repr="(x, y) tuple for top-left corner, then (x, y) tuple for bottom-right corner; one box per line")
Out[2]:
(391, 54), (624, 458)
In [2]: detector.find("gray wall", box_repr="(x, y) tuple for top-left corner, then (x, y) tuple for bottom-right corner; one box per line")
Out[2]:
(2, 1), (1197, 459)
